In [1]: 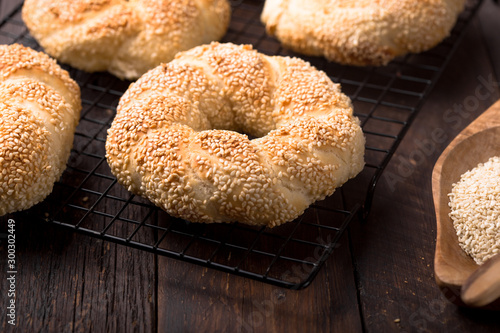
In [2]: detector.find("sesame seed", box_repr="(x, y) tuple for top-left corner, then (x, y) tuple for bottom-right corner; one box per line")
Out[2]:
(0, 44), (81, 216)
(22, 0), (231, 80)
(449, 156), (500, 265)
(105, 42), (365, 227)
(261, 0), (466, 66)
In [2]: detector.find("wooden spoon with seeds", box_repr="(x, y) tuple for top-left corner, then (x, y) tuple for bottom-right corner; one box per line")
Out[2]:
(432, 99), (500, 310)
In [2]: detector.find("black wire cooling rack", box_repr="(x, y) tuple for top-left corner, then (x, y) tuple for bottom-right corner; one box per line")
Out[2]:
(0, 0), (483, 289)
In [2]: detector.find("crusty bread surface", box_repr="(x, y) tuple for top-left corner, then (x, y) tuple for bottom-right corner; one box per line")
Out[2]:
(22, 0), (231, 80)
(0, 43), (81, 216)
(106, 42), (365, 227)
(261, 0), (466, 66)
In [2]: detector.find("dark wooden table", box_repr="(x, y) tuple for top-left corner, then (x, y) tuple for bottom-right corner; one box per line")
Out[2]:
(2, 0), (500, 332)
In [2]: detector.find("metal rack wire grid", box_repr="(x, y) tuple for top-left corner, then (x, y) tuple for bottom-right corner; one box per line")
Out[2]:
(0, 0), (483, 289)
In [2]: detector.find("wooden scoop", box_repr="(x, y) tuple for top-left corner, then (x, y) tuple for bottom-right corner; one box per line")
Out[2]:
(432, 99), (500, 310)
(461, 254), (500, 308)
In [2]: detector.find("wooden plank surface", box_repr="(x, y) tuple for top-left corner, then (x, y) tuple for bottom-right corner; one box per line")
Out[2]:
(0, 1), (17, 20)
(1, 0), (500, 332)
(349, 8), (500, 332)
(157, 231), (362, 333)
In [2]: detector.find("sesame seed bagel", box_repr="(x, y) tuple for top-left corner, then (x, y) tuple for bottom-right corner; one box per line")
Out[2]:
(106, 42), (365, 227)
(0, 44), (81, 216)
(22, 0), (231, 80)
(261, 0), (466, 66)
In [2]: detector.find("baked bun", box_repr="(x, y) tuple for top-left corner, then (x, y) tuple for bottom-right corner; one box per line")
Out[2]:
(261, 0), (466, 66)
(22, 0), (231, 80)
(106, 42), (365, 227)
(0, 44), (81, 216)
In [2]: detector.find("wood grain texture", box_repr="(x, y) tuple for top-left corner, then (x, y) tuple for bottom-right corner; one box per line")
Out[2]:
(1, 215), (157, 332)
(477, 0), (500, 85)
(2, 0), (500, 332)
(157, 230), (363, 333)
(462, 254), (500, 308)
(0, 1), (18, 20)
(0, 138), (157, 333)
(349, 14), (500, 333)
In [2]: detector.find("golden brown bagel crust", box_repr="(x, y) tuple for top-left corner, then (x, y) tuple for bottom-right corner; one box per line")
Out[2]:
(261, 0), (466, 66)
(0, 44), (81, 216)
(106, 42), (365, 227)
(22, 0), (231, 80)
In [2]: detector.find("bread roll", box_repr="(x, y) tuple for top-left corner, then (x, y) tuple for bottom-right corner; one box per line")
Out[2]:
(106, 42), (365, 227)
(0, 44), (81, 216)
(22, 0), (231, 80)
(261, 0), (466, 66)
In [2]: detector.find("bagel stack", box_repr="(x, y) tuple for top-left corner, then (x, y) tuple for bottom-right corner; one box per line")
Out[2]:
(261, 0), (466, 66)
(0, 44), (81, 216)
(22, 0), (231, 80)
(106, 42), (365, 227)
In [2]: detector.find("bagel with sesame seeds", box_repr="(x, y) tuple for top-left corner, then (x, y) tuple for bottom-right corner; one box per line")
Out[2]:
(21, 0), (231, 80)
(105, 42), (365, 227)
(261, 0), (466, 66)
(0, 44), (81, 216)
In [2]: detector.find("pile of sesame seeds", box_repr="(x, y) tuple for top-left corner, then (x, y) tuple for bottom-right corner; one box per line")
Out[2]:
(449, 156), (500, 265)
(106, 42), (365, 227)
